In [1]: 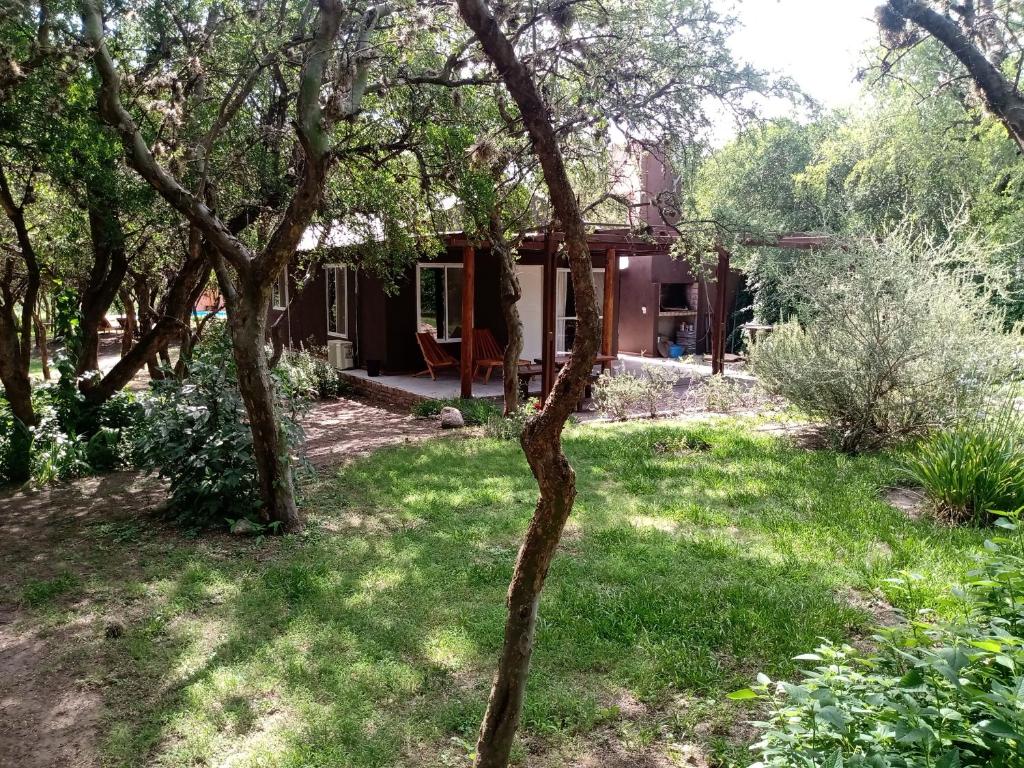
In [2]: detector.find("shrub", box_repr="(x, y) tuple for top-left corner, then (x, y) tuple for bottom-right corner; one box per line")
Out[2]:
(904, 399), (1024, 525)
(29, 402), (90, 485)
(277, 346), (349, 400)
(686, 374), (755, 412)
(411, 397), (500, 425)
(136, 324), (306, 527)
(752, 232), (1017, 452)
(639, 365), (679, 417)
(593, 370), (647, 420)
(736, 520), (1024, 768)
(485, 398), (541, 440)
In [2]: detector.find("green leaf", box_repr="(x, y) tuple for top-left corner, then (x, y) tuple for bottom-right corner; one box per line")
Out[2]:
(981, 718), (1021, 740)
(970, 639), (1003, 653)
(793, 653), (823, 661)
(816, 706), (849, 730)
(727, 688), (758, 701)
(935, 749), (961, 768)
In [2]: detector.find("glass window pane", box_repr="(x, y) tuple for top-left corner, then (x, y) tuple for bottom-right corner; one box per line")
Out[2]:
(446, 266), (463, 340)
(326, 268), (337, 334)
(594, 270), (604, 310)
(419, 267), (443, 338)
(336, 269), (346, 336)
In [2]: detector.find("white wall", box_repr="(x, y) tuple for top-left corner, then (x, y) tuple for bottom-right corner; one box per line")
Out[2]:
(516, 265), (544, 361)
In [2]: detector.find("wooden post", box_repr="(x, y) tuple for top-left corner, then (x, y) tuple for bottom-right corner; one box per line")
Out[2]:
(601, 248), (617, 367)
(541, 232), (557, 399)
(712, 246), (729, 375)
(461, 245), (475, 398)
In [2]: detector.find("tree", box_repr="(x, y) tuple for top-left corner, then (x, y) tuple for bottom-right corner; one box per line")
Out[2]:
(878, 0), (1024, 150)
(80, 0), (396, 529)
(453, 2), (600, 764)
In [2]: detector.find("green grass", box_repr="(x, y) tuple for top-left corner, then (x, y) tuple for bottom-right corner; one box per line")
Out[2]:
(20, 420), (988, 766)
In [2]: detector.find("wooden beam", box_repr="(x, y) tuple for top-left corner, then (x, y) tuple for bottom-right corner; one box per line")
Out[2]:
(601, 248), (617, 364)
(461, 245), (475, 398)
(541, 233), (557, 399)
(711, 246), (730, 375)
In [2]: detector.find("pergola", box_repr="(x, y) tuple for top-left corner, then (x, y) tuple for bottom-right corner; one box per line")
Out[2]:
(444, 225), (735, 398)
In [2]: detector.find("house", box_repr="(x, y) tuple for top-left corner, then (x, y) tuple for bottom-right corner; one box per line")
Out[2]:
(272, 222), (743, 400)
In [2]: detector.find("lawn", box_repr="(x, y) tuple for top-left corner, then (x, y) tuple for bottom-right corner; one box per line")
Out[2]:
(15, 419), (987, 767)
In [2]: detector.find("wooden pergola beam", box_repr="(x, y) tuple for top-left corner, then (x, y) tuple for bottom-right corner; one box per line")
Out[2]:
(601, 248), (617, 358)
(461, 245), (475, 398)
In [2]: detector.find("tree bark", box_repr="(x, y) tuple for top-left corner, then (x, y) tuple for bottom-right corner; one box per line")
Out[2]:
(33, 312), (49, 381)
(455, 2), (600, 766)
(0, 161), (41, 453)
(118, 287), (136, 357)
(225, 283), (301, 531)
(885, 0), (1024, 151)
(490, 215), (524, 415)
(77, 187), (129, 379)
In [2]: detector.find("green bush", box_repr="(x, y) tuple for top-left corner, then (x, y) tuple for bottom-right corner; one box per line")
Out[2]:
(136, 325), (306, 527)
(277, 346), (349, 400)
(736, 519), (1024, 767)
(752, 232), (1017, 452)
(904, 401), (1024, 525)
(411, 397), (500, 425)
(485, 398), (541, 440)
(593, 366), (680, 420)
(593, 370), (648, 420)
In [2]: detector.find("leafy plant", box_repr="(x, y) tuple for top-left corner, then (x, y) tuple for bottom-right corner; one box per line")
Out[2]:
(736, 516), (1024, 767)
(485, 398), (541, 440)
(277, 346), (350, 400)
(411, 397), (500, 425)
(904, 399), (1024, 525)
(136, 325), (306, 527)
(638, 365), (679, 417)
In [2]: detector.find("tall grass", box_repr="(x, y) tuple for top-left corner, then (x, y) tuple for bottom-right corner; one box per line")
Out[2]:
(904, 391), (1024, 524)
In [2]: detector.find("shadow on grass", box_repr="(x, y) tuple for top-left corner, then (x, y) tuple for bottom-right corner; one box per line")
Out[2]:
(15, 421), (986, 767)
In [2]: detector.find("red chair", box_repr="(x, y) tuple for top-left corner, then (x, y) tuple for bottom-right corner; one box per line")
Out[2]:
(473, 328), (530, 383)
(415, 332), (458, 380)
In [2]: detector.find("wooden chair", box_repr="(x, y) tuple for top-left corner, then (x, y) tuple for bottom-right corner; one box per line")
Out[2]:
(415, 332), (458, 380)
(473, 328), (530, 384)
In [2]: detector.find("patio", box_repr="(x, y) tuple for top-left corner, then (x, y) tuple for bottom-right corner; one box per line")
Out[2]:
(339, 367), (544, 402)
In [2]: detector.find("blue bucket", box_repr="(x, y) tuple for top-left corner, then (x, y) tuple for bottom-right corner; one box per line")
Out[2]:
(668, 344), (683, 358)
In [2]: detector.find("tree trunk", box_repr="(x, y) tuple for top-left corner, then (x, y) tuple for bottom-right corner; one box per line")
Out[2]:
(455, 3), (601, 766)
(78, 190), (129, 379)
(226, 287), (302, 532)
(33, 312), (49, 381)
(119, 287), (136, 357)
(496, 241), (524, 415)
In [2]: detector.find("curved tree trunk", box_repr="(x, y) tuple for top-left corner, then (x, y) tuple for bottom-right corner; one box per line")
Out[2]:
(78, 189), (129, 380)
(119, 287), (136, 357)
(885, 0), (1024, 151)
(225, 283), (301, 532)
(0, 160), (41, 482)
(455, 2), (601, 766)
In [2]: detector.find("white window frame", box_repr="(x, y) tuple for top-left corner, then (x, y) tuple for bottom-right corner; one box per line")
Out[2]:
(555, 267), (604, 354)
(415, 263), (464, 343)
(325, 264), (348, 339)
(271, 268), (289, 310)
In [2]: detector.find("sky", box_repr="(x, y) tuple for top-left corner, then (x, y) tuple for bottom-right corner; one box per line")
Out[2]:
(717, 0), (882, 137)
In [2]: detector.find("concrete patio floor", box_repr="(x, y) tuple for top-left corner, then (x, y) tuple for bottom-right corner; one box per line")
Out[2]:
(340, 368), (544, 400)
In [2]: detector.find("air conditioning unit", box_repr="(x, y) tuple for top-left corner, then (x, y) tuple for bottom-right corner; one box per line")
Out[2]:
(327, 339), (354, 370)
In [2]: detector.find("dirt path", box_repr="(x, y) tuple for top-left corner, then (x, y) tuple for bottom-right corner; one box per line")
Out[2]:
(0, 472), (167, 768)
(301, 396), (449, 468)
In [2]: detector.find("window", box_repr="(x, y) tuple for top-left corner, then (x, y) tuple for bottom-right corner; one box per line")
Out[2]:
(271, 269), (288, 310)
(555, 268), (604, 354)
(325, 265), (348, 338)
(416, 264), (463, 342)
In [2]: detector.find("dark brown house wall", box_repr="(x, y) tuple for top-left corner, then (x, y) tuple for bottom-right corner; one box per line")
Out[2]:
(617, 253), (657, 355)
